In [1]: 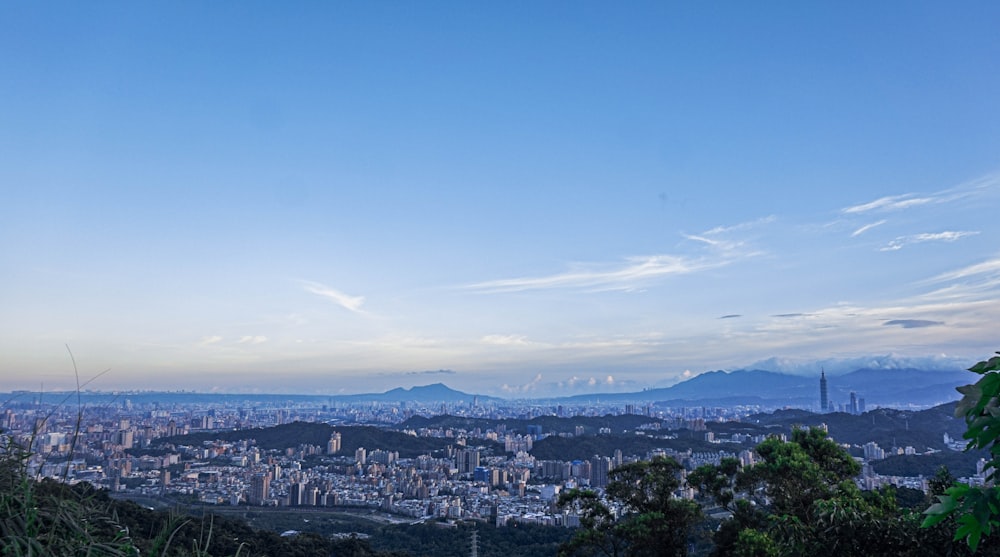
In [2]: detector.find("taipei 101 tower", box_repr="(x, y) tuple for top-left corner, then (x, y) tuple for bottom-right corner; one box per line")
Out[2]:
(820, 369), (828, 413)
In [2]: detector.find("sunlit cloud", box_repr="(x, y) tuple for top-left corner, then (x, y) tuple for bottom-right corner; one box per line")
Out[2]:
(199, 336), (223, 346)
(501, 373), (542, 394)
(850, 220), (887, 237)
(300, 280), (366, 313)
(481, 334), (533, 346)
(879, 230), (978, 251)
(374, 369), (458, 378)
(746, 354), (970, 375)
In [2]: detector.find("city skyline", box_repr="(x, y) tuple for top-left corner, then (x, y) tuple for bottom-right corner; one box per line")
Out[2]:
(2, 4), (999, 396)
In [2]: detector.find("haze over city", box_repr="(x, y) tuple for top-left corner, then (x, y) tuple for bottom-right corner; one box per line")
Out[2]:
(2, 3), (999, 396)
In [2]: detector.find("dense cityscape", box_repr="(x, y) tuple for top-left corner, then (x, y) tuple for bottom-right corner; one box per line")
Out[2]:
(2, 370), (985, 538)
(5, 3), (999, 554)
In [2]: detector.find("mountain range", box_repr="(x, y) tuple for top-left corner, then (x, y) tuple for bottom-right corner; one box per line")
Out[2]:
(553, 368), (970, 408)
(5, 367), (973, 408)
(329, 367), (971, 408)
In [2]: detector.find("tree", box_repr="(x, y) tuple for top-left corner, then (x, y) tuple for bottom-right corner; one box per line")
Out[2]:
(689, 427), (970, 556)
(748, 427), (860, 520)
(923, 352), (1000, 552)
(558, 456), (702, 557)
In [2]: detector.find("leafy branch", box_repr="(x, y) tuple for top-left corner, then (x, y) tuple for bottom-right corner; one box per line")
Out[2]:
(922, 352), (1000, 551)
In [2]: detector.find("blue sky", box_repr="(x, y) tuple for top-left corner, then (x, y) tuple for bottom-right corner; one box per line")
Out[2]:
(2, 3), (999, 396)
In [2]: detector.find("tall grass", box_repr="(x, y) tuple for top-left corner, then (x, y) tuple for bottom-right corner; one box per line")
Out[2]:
(0, 349), (247, 556)
(0, 348), (137, 556)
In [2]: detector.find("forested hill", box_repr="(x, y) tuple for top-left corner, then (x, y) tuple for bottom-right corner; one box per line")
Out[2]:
(152, 422), (501, 457)
(399, 413), (665, 435)
(747, 402), (966, 451)
(149, 402), (970, 461)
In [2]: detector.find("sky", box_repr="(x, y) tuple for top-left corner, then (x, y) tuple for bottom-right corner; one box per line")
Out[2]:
(2, 3), (999, 397)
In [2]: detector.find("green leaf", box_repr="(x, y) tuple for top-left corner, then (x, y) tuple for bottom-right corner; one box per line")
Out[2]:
(969, 354), (1000, 375)
(977, 372), (1000, 399)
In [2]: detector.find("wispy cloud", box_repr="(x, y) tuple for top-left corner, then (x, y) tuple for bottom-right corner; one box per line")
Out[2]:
(851, 220), (887, 237)
(682, 234), (731, 248)
(880, 230), (978, 251)
(200, 336), (223, 346)
(467, 254), (714, 293)
(300, 280), (366, 313)
(702, 215), (776, 235)
(931, 257), (1000, 282)
(404, 369), (456, 376)
(842, 174), (998, 215)
(842, 194), (938, 214)
(683, 216), (773, 255)
(481, 334), (533, 346)
(468, 215), (772, 294)
(883, 319), (943, 329)
(719, 314), (742, 319)
(237, 335), (268, 344)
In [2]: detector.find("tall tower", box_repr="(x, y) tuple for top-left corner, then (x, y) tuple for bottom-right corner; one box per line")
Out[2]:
(820, 369), (828, 413)
(250, 473), (270, 506)
(327, 432), (341, 455)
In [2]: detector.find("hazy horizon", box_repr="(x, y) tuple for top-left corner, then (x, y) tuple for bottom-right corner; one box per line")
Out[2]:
(3, 4), (998, 397)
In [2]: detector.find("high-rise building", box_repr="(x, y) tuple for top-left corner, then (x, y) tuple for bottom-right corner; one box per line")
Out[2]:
(820, 369), (828, 413)
(289, 482), (305, 506)
(457, 448), (480, 475)
(355, 447), (367, 466)
(250, 474), (270, 506)
(590, 455), (611, 488)
(327, 432), (341, 455)
(850, 391), (858, 415)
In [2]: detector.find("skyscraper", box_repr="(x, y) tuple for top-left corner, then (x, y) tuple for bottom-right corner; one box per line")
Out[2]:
(327, 432), (341, 454)
(289, 482), (305, 506)
(820, 369), (828, 413)
(250, 474), (270, 506)
(590, 455), (611, 488)
(457, 448), (480, 475)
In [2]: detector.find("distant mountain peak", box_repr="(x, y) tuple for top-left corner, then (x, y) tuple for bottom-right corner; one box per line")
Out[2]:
(407, 383), (458, 393)
(361, 382), (499, 403)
